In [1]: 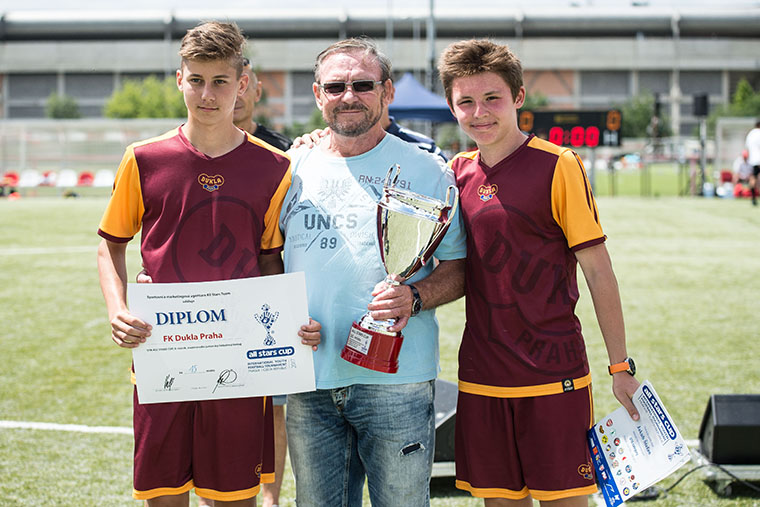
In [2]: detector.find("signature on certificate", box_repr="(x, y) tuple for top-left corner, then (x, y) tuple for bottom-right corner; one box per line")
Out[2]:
(212, 369), (238, 393)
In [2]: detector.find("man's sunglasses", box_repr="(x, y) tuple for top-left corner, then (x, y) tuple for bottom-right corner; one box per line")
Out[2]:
(319, 80), (384, 95)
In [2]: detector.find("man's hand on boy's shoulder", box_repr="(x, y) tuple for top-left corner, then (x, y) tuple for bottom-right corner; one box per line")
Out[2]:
(291, 127), (330, 149)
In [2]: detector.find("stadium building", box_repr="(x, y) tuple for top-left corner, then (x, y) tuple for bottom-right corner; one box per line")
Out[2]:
(1, 4), (759, 136)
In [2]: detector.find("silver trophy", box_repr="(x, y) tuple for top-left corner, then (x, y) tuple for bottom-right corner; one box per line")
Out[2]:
(341, 164), (459, 373)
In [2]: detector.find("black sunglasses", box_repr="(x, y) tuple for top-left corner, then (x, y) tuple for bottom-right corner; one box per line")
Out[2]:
(319, 80), (384, 95)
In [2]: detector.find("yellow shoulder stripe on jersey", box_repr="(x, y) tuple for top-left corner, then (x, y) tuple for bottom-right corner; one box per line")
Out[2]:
(131, 127), (181, 149)
(450, 150), (479, 162)
(528, 135), (564, 156)
(245, 132), (291, 160)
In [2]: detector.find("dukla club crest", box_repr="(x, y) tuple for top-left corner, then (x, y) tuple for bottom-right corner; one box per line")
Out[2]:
(198, 173), (225, 192)
(478, 184), (498, 202)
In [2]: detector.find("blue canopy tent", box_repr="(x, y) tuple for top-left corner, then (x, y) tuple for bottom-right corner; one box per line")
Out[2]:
(388, 72), (455, 122)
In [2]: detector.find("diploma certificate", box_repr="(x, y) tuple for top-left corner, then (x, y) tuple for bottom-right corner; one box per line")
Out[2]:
(127, 273), (315, 404)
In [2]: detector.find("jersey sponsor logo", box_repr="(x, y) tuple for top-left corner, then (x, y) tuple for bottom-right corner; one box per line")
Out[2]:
(578, 462), (594, 481)
(477, 184), (498, 202)
(198, 173), (225, 192)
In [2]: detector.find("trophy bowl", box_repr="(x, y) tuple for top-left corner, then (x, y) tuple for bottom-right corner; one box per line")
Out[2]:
(341, 165), (459, 373)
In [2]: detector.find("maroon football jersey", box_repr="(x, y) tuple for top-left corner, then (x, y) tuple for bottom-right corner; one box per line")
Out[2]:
(99, 127), (290, 283)
(451, 135), (605, 396)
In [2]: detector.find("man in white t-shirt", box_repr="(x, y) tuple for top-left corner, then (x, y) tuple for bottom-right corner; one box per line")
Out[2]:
(745, 120), (760, 206)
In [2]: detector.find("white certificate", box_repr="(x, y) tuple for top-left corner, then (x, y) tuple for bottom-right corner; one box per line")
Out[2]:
(587, 380), (691, 507)
(127, 273), (315, 404)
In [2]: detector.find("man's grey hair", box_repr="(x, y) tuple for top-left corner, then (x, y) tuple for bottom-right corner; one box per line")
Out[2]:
(313, 37), (392, 83)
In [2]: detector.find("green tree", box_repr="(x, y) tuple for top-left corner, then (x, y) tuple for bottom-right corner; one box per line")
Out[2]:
(283, 107), (327, 140)
(520, 91), (548, 111)
(46, 93), (81, 119)
(104, 76), (186, 118)
(708, 78), (760, 133)
(616, 91), (672, 138)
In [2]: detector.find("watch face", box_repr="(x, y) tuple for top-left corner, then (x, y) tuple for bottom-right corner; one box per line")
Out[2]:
(627, 357), (636, 376)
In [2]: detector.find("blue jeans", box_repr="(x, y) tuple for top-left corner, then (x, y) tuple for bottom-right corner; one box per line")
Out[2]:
(286, 381), (435, 507)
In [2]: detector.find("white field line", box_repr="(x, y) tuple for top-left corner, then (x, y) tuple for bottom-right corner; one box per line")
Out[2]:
(0, 246), (96, 255)
(0, 420), (132, 435)
(0, 419), (700, 448)
(0, 245), (140, 256)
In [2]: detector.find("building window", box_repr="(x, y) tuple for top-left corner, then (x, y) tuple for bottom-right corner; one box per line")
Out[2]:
(639, 71), (670, 95)
(680, 71), (721, 95)
(580, 71), (630, 97)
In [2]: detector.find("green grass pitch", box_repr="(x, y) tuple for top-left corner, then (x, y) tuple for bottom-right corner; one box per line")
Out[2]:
(1, 194), (759, 506)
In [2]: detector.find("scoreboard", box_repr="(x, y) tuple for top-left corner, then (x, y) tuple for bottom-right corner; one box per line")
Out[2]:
(518, 110), (622, 148)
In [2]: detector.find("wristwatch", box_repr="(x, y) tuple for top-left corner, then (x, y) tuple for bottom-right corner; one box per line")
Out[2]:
(409, 284), (422, 317)
(608, 357), (636, 376)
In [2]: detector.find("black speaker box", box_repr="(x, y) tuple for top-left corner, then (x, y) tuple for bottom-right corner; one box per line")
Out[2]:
(693, 93), (709, 117)
(433, 378), (457, 462)
(698, 394), (760, 464)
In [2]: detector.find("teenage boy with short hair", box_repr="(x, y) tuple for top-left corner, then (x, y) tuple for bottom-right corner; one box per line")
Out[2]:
(97, 21), (319, 505)
(438, 39), (640, 507)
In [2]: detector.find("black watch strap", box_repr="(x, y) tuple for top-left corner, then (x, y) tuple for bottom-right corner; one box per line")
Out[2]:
(409, 284), (422, 316)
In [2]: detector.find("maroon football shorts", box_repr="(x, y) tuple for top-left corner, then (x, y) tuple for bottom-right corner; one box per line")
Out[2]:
(132, 390), (274, 501)
(455, 385), (598, 501)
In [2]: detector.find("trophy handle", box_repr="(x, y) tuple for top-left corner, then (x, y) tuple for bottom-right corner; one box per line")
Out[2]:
(384, 164), (401, 189)
(418, 184), (459, 268)
(443, 184), (459, 225)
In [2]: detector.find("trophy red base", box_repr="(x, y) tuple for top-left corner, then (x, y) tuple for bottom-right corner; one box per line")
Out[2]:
(341, 319), (404, 374)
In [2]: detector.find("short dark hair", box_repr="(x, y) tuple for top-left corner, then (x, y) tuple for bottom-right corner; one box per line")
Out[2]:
(438, 39), (523, 104)
(314, 37), (392, 84)
(179, 21), (246, 77)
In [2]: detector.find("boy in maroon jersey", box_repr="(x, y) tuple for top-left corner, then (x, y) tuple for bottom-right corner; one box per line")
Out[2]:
(438, 39), (640, 507)
(97, 21), (319, 505)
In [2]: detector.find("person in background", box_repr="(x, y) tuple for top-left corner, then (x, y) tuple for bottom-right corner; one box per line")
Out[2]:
(732, 149), (753, 197)
(235, 57), (293, 154)
(381, 82), (446, 161)
(744, 120), (760, 206)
